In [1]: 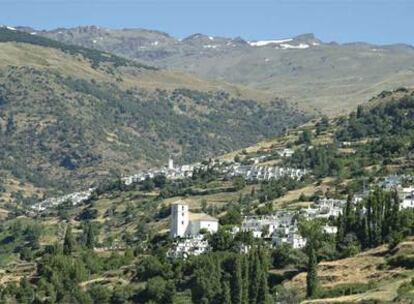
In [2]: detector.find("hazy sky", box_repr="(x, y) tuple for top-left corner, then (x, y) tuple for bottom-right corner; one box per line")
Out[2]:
(1, 0), (413, 45)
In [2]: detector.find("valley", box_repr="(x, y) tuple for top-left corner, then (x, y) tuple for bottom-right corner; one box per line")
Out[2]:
(0, 27), (307, 200)
(1, 83), (414, 302)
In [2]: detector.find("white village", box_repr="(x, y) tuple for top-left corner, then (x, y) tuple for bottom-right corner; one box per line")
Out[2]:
(28, 152), (414, 260)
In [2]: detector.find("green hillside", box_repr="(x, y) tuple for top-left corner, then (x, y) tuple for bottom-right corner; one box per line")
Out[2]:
(0, 28), (307, 199)
(1, 89), (414, 303)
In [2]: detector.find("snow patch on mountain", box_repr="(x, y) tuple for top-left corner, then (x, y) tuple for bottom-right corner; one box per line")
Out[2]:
(248, 39), (293, 47)
(279, 43), (310, 49)
(203, 44), (219, 49)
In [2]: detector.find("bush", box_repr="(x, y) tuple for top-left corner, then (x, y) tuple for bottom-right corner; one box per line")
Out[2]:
(387, 254), (414, 269)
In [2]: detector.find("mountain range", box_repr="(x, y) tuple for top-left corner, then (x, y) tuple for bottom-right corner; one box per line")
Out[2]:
(16, 25), (414, 114)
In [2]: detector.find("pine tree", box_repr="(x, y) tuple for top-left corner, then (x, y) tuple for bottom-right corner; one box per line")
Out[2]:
(63, 224), (75, 255)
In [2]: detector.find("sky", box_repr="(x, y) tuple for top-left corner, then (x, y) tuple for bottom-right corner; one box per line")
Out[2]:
(1, 0), (413, 45)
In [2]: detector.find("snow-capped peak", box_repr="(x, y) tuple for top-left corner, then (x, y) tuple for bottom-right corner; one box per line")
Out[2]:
(1, 25), (17, 31)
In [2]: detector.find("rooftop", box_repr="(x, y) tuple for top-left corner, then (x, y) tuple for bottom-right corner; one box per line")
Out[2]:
(189, 212), (218, 222)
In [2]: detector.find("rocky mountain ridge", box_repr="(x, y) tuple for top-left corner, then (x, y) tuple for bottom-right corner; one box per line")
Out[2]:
(13, 25), (414, 114)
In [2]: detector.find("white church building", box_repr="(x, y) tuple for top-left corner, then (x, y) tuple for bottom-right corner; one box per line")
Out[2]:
(170, 202), (219, 238)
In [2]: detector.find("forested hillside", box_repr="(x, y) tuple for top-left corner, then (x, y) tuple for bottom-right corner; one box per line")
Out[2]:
(0, 28), (307, 197)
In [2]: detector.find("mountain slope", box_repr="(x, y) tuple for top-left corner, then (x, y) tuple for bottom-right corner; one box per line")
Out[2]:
(1, 88), (414, 303)
(25, 26), (414, 114)
(0, 28), (308, 195)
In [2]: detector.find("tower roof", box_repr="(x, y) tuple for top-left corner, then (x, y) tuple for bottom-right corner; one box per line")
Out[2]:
(171, 200), (187, 206)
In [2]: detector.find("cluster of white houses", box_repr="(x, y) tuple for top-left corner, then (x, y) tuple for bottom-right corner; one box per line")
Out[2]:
(302, 198), (345, 220)
(226, 164), (307, 181)
(30, 187), (96, 213)
(240, 211), (307, 249)
(381, 175), (414, 209)
(27, 156), (304, 215)
(122, 156), (307, 186)
(167, 198), (341, 258)
(240, 199), (343, 250)
(123, 159), (201, 186)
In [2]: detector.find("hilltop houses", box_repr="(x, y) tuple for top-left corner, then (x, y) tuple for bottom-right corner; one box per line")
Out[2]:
(30, 187), (96, 213)
(227, 164), (307, 182)
(241, 211), (307, 248)
(241, 211), (295, 238)
(302, 198), (345, 220)
(122, 158), (201, 186)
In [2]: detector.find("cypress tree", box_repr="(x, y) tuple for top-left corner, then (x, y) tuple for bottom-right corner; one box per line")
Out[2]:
(306, 246), (318, 298)
(85, 222), (95, 250)
(222, 280), (232, 304)
(241, 255), (249, 304)
(336, 214), (345, 249)
(362, 217), (369, 249)
(231, 256), (243, 304)
(63, 224), (75, 255)
(344, 193), (354, 234)
(257, 247), (270, 304)
(249, 250), (260, 304)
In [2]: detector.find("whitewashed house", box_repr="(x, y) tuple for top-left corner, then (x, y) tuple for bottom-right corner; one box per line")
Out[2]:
(302, 198), (344, 220)
(399, 187), (414, 209)
(272, 226), (306, 249)
(323, 224), (338, 235)
(277, 148), (295, 158)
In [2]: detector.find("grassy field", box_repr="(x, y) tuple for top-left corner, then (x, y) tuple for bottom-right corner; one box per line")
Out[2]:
(285, 238), (414, 303)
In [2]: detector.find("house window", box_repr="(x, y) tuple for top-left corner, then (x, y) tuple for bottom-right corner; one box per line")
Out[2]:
(182, 213), (184, 217)
(181, 221), (184, 225)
